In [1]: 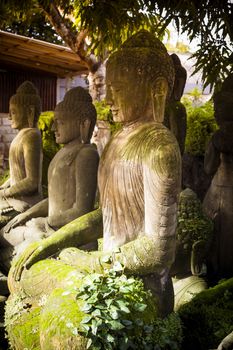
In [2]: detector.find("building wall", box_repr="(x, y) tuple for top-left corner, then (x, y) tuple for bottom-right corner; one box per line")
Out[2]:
(0, 113), (17, 174)
(0, 67), (57, 113)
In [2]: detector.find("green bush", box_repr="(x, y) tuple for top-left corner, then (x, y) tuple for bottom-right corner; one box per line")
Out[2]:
(38, 111), (61, 197)
(182, 98), (218, 156)
(0, 168), (10, 186)
(70, 263), (183, 350)
(93, 100), (122, 134)
(178, 277), (233, 350)
(177, 188), (213, 251)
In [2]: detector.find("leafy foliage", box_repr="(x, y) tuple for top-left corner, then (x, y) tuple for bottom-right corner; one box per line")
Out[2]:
(178, 277), (233, 350)
(38, 111), (61, 196)
(177, 189), (213, 251)
(0, 0), (63, 44)
(183, 98), (218, 156)
(94, 99), (122, 134)
(1, 1), (232, 87)
(74, 262), (182, 349)
(0, 168), (9, 186)
(152, 0), (233, 90)
(73, 0), (164, 60)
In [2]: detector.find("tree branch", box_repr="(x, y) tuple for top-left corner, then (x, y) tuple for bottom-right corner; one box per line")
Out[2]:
(39, 1), (99, 72)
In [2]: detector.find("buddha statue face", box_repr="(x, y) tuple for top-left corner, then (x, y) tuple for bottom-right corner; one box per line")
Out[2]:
(106, 66), (151, 123)
(106, 31), (175, 124)
(9, 103), (34, 130)
(53, 87), (97, 145)
(9, 81), (41, 130)
(53, 111), (81, 144)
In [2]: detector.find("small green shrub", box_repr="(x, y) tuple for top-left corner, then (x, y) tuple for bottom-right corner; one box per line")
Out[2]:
(0, 168), (10, 186)
(177, 188), (213, 251)
(182, 99), (218, 156)
(38, 111), (61, 196)
(74, 263), (183, 350)
(93, 100), (122, 134)
(178, 277), (233, 350)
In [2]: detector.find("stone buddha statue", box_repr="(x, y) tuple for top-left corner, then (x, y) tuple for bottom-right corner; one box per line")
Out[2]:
(0, 87), (99, 273)
(0, 81), (43, 227)
(5, 31), (181, 349)
(164, 53), (187, 155)
(203, 73), (233, 278)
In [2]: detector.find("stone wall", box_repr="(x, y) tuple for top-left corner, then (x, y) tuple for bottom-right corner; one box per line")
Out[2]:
(0, 113), (17, 174)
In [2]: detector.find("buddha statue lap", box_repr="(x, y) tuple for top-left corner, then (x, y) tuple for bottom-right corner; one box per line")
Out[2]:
(0, 87), (99, 273)
(5, 31), (181, 349)
(0, 81), (43, 228)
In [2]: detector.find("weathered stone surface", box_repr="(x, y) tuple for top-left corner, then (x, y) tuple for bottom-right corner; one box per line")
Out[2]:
(164, 53), (187, 155)
(203, 73), (233, 278)
(6, 31), (181, 348)
(0, 81), (43, 218)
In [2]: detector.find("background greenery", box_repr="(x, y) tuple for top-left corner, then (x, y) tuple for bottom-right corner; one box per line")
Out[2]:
(182, 92), (218, 156)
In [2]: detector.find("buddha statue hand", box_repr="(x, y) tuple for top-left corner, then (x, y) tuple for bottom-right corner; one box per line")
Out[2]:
(9, 239), (56, 284)
(0, 191), (13, 211)
(58, 248), (113, 274)
(9, 208), (103, 284)
(2, 211), (31, 234)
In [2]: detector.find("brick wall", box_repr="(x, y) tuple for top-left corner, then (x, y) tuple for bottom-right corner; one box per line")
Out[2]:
(0, 113), (17, 174)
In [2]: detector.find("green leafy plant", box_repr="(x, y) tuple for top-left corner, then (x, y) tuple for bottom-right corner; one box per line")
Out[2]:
(177, 189), (213, 251)
(38, 111), (61, 196)
(178, 277), (233, 350)
(182, 99), (218, 156)
(0, 168), (10, 186)
(93, 99), (122, 134)
(74, 262), (182, 349)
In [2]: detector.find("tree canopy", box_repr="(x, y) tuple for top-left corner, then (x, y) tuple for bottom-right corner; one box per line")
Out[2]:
(1, 0), (232, 89)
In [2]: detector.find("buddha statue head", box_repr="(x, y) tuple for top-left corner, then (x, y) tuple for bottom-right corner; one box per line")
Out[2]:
(170, 53), (187, 101)
(53, 87), (97, 144)
(213, 73), (233, 126)
(9, 81), (41, 129)
(106, 30), (174, 124)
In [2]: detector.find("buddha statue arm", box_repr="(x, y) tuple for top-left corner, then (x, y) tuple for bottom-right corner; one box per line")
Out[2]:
(47, 147), (99, 228)
(0, 178), (10, 190)
(204, 137), (220, 175)
(4, 130), (42, 198)
(2, 198), (49, 234)
(116, 142), (181, 275)
(9, 208), (103, 284)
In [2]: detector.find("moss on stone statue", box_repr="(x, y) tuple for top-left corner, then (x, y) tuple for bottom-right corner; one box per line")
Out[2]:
(0, 168), (10, 186)
(178, 277), (233, 350)
(40, 288), (88, 350)
(5, 259), (183, 349)
(113, 122), (181, 181)
(5, 292), (41, 350)
(38, 111), (61, 197)
(177, 188), (213, 251)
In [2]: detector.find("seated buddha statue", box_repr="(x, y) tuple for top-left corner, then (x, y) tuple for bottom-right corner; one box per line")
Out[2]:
(5, 31), (181, 349)
(0, 87), (99, 273)
(0, 81), (43, 227)
(203, 73), (233, 278)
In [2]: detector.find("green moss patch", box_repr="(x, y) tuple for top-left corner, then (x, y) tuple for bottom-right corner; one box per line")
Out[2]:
(178, 277), (233, 350)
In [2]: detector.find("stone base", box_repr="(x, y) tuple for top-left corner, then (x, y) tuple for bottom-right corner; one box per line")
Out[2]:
(173, 275), (208, 310)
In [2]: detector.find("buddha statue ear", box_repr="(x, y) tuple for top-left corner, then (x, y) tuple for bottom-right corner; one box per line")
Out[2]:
(80, 118), (91, 144)
(27, 105), (35, 128)
(151, 78), (168, 123)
